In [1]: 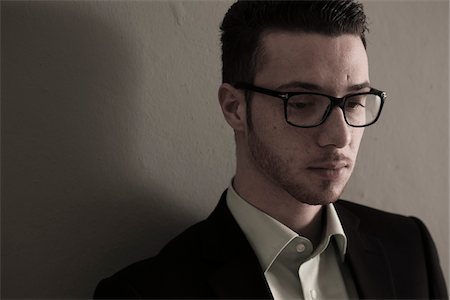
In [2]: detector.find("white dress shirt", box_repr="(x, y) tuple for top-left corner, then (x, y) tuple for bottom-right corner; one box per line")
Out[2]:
(226, 183), (357, 300)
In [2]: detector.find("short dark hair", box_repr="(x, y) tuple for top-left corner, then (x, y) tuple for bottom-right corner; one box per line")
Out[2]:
(220, 0), (368, 84)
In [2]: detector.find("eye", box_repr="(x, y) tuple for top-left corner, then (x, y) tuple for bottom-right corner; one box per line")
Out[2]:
(346, 95), (367, 109)
(287, 94), (325, 110)
(288, 101), (314, 110)
(347, 102), (365, 109)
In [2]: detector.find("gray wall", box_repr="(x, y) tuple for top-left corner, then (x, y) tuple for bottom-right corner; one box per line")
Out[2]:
(2, 1), (448, 298)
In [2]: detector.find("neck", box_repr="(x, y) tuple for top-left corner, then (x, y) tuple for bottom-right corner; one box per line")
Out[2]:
(233, 156), (325, 248)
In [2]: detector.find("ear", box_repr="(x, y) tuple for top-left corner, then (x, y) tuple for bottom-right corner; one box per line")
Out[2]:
(218, 83), (247, 132)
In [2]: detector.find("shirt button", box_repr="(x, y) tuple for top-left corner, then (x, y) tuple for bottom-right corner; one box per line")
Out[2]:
(310, 289), (317, 299)
(296, 243), (306, 253)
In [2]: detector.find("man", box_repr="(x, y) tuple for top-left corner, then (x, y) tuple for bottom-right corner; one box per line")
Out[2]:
(94, 1), (448, 299)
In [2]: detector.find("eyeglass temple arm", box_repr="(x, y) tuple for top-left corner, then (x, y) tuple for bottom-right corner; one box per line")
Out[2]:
(233, 82), (288, 99)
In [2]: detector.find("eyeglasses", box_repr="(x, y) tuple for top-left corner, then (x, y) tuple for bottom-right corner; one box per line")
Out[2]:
(234, 82), (387, 128)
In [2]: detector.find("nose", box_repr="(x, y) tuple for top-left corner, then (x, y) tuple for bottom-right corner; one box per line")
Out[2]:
(317, 107), (352, 148)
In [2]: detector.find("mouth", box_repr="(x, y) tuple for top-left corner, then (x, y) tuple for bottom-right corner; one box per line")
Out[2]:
(307, 162), (349, 180)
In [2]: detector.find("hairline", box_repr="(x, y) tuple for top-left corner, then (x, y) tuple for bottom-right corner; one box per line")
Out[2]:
(250, 29), (366, 85)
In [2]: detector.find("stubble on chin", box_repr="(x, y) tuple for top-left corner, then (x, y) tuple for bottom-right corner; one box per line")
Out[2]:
(286, 179), (347, 206)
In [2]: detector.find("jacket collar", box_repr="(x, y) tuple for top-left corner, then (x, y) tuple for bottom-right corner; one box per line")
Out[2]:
(203, 191), (273, 299)
(334, 200), (396, 298)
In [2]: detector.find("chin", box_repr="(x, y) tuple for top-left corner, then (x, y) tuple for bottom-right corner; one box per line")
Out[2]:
(284, 182), (345, 206)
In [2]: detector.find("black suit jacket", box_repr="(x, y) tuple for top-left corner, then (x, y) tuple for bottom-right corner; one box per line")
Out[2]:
(94, 191), (448, 299)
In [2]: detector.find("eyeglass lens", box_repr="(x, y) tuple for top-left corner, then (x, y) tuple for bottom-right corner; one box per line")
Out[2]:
(286, 94), (382, 127)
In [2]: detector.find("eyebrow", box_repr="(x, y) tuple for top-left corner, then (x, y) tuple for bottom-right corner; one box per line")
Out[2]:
(275, 81), (371, 93)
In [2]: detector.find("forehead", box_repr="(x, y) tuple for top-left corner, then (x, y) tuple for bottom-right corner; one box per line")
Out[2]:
(255, 31), (369, 93)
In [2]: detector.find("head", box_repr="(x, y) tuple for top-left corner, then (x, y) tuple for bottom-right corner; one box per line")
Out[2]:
(220, 0), (368, 86)
(218, 1), (372, 206)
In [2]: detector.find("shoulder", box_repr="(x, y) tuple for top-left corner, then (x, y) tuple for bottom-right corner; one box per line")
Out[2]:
(94, 218), (217, 299)
(334, 199), (437, 264)
(333, 199), (434, 251)
(334, 200), (448, 298)
(94, 194), (245, 299)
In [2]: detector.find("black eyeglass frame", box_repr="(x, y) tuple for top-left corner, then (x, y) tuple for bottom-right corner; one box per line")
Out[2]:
(234, 82), (387, 128)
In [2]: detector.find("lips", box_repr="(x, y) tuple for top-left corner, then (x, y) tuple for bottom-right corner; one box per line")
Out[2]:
(309, 162), (348, 169)
(307, 160), (350, 180)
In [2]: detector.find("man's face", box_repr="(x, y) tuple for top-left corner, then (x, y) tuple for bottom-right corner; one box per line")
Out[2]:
(246, 32), (368, 205)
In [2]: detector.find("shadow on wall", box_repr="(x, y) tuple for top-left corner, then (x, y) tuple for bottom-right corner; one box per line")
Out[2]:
(2, 2), (195, 298)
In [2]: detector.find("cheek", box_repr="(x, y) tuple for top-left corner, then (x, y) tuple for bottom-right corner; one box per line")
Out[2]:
(250, 102), (318, 153)
(253, 100), (285, 123)
(350, 129), (364, 152)
(279, 129), (316, 158)
(251, 103), (286, 136)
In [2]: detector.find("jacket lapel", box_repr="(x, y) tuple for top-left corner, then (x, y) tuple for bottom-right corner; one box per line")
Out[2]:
(335, 201), (396, 299)
(203, 191), (273, 299)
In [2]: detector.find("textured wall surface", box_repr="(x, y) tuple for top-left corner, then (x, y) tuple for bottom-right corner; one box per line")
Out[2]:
(2, 1), (448, 298)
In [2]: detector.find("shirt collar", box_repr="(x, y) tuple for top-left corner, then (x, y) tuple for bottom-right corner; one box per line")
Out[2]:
(226, 182), (347, 272)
